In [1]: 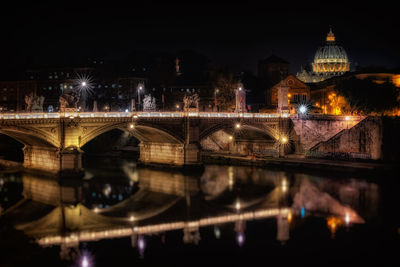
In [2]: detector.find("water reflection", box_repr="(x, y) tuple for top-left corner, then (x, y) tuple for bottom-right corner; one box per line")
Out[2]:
(0, 164), (380, 263)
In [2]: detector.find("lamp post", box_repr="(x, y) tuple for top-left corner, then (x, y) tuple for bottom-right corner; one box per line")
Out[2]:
(137, 85), (143, 111)
(214, 89), (219, 112)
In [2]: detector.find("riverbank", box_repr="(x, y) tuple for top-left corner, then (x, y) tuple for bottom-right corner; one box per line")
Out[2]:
(202, 152), (396, 177)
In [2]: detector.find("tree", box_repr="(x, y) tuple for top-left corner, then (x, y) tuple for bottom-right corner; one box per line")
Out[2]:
(211, 71), (239, 112)
(334, 77), (399, 115)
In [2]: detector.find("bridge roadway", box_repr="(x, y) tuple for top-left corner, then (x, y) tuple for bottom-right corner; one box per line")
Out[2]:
(0, 111), (361, 176)
(0, 112), (292, 175)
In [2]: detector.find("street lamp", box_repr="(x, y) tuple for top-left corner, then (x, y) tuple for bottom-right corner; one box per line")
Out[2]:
(299, 105), (307, 115)
(137, 84), (143, 111)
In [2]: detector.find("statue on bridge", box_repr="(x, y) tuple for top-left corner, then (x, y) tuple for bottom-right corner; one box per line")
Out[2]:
(59, 90), (80, 112)
(143, 94), (156, 111)
(25, 93), (45, 112)
(183, 93), (199, 112)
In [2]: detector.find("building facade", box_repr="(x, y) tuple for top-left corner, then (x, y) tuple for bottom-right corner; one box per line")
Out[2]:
(270, 74), (310, 113)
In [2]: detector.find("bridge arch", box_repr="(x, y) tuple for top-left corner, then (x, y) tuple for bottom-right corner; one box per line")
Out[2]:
(80, 122), (184, 147)
(0, 126), (59, 147)
(200, 122), (278, 141)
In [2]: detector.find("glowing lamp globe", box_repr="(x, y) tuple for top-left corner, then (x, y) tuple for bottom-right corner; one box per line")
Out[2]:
(299, 105), (307, 114)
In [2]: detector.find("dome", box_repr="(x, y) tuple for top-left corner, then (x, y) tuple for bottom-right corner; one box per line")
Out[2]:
(312, 28), (350, 75)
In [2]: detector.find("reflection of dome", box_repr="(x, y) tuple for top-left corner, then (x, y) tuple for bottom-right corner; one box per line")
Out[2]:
(312, 28), (350, 75)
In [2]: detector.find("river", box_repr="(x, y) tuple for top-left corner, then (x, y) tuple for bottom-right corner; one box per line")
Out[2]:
(0, 157), (398, 266)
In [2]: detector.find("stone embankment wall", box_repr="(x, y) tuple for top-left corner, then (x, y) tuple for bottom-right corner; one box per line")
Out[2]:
(291, 115), (364, 152)
(309, 117), (400, 161)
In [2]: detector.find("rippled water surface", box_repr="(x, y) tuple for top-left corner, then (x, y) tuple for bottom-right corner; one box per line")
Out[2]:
(0, 158), (399, 266)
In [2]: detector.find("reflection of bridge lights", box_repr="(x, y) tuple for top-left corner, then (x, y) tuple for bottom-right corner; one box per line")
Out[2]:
(345, 213), (350, 225)
(300, 207), (306, 218)
(79, 252), (92, 267)
(327, 216), (343, 238)
(138, 235), (146, 257)
(81, 256), (89, 267)
(214, 226), (221, 239)
(281, 179), (287, 192)
(103, 184), (111, 197)
(236, 232), (245, 246)
(287, 211), (293, 223)
(235, 200), (241, 211)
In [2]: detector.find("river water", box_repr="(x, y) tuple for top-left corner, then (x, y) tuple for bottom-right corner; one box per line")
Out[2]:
(0, 157), (399, 266)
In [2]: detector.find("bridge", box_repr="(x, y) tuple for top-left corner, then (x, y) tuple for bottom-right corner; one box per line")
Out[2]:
(0, 111), (362, 176)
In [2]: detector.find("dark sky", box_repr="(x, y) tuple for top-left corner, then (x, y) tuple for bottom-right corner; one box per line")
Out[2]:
(2, 2), (399, 74)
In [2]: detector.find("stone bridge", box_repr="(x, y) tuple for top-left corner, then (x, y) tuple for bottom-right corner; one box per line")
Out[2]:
(0, 111), (362, 176)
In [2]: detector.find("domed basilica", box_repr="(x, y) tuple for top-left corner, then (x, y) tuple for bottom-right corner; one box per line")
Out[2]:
(297, 28), (350, 83)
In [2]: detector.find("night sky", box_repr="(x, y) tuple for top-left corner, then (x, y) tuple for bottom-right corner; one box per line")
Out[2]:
(2, 2), (399, 74)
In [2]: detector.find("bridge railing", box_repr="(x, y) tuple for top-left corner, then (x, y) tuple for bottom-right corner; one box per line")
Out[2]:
(0, 111), (291, 120)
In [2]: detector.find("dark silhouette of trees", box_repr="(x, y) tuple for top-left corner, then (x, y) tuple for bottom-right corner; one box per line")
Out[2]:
(334, 77), (399, 114)
(211, 70), (239, 112)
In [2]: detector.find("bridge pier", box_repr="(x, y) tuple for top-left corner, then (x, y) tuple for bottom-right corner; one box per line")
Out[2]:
(23, 145), (83, 176)
(139, 142), (201, 167)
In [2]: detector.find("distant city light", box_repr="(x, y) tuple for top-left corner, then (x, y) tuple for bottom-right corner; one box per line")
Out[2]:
(129, 124), (134, 129)
(235, 123), (241, 129)
(75, 73), (94, 98)
(345, 116), (350, 121)
(125, 109), (129, 113)
(281, 137), (288, 144)
(238, 87), (242, 91)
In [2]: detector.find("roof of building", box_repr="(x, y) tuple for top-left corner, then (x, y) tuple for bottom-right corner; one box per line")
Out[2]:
(259, 54), (289, 65)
